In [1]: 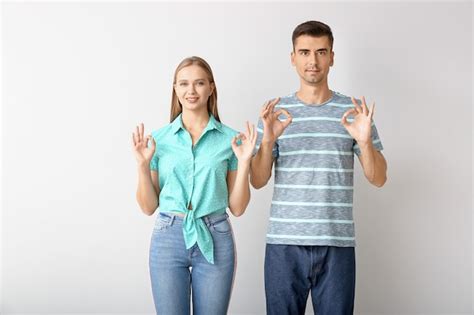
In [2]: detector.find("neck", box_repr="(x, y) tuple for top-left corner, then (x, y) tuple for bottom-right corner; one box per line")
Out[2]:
(297, 81), (332, 105)
(181, 107), (210, 132)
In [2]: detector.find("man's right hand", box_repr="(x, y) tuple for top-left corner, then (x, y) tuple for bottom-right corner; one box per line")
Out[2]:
(260, 97), (293, 144)
(132, 123), (156, 165)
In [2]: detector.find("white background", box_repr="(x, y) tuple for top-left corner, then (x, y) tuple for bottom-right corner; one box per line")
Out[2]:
(2, 1), (473, 314)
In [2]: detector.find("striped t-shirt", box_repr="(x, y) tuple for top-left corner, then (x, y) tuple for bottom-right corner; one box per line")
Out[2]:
(255, 91), (383, 247)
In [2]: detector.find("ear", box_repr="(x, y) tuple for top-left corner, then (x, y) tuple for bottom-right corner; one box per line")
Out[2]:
(291, 51), (295, 66)
(330, 50), (335, 67)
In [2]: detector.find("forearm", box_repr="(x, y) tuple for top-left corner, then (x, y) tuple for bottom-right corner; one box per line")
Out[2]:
(228, 161), (251, 217)
(358, 142), (387, 187)
(136, 163), (159, 215)
(250, 141), (274, 189)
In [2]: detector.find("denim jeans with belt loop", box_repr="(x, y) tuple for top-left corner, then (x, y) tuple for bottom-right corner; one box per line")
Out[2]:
(149, 211), (236, 315)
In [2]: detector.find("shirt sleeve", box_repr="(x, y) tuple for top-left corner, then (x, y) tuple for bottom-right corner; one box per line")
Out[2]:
(149, 152), (159, 171)
(353, 121), (384, 155)
(228, 151), (238, 171)
(253, 117), (279, 158)
(149, 135), (159, 171)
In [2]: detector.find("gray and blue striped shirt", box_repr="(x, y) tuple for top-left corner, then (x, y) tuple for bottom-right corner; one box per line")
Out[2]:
(255, 91), (383, 247)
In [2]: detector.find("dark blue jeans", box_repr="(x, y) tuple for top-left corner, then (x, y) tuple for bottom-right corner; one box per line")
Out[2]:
(265, 244), (355, 315)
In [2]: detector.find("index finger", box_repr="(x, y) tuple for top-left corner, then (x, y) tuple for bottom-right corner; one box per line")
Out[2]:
(279, 108), (292, 119)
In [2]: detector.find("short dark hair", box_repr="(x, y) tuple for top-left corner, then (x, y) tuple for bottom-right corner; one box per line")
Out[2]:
(292, 21), (334, 51)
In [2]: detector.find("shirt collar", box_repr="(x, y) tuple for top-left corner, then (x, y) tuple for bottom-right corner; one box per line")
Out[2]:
(171, 113), (185, 134)
(171, 113), (223, 134)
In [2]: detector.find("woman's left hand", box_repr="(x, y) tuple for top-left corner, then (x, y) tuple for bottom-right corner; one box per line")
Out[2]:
(231, 121), (257, 163)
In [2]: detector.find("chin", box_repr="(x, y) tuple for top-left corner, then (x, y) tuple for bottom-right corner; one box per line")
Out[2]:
(182, 103), (206, 111)
(305, 76), (323, 84)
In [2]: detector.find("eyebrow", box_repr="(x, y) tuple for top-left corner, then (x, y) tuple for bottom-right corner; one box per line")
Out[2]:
(177, 78), (207, 83)
(297, 48), (329, 53)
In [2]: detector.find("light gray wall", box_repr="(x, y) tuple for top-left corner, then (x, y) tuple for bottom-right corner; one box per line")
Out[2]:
(2, 2), (472, 314)
(471, 3), (473, 314)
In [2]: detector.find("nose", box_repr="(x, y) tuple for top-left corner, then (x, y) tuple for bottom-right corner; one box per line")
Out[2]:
(187, 84), (197, 94)
(308, 52), (318, 66)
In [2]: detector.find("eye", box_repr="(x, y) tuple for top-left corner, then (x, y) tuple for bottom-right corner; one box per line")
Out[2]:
(197, 81), (205, 86)
(179, 82), (188, 87)
(300, 51), (309, 56)
(318, 51), (326, 56)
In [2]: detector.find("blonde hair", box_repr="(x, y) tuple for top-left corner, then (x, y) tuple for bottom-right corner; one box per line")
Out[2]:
(170, 56), (220, 122)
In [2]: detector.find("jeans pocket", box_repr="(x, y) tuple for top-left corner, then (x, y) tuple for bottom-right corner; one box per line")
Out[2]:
(153, 214), (173, 232)
(211, 218), (231, 235)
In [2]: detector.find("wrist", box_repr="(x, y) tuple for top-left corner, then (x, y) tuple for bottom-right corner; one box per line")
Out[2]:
(357, 140), (373, 151)
(237, 158), (252, 168)
(137, 161), (151, 171)
(260, 138), (275, 147)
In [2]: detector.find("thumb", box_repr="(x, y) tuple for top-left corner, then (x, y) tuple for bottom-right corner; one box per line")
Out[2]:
(341, 109), (356, 128)
(282, 115), (292, 129)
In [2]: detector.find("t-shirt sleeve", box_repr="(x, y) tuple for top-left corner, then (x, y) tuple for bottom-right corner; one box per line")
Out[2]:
(353, 121), (384, 155)
(253, 117), (279, 158)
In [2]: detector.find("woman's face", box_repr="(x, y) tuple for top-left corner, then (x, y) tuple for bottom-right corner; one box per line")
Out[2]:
(174, 64), (214, 112)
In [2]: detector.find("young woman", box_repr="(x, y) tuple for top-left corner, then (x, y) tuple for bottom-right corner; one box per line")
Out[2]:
(132, 56), (256, 315)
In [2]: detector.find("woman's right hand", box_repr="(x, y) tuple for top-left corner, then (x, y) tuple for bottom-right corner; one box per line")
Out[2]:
(132, 123), (156, 165)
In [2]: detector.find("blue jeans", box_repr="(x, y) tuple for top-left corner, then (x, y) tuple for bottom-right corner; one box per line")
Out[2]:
(265, 244), (355, 315)
(149, 212), (235, 315)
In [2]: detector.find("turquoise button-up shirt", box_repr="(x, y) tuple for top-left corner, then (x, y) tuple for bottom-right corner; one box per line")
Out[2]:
(150, 113), (238, 264)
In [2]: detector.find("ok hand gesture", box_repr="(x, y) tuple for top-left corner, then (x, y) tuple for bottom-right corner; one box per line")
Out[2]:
(132, 123), (156, 164)
(260, 98), (292, 144)
(231, 121), (257, 163)
(341, 96), (375, 146)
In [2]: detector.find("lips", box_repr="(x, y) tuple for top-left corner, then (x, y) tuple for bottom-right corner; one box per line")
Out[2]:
(186, 97), (199, 102)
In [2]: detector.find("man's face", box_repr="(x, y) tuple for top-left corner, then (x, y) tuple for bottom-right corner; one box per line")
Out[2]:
(291, 35), (334, 86)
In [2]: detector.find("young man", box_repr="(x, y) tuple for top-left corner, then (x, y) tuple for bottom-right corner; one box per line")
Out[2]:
(251, 21), (387, 315)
